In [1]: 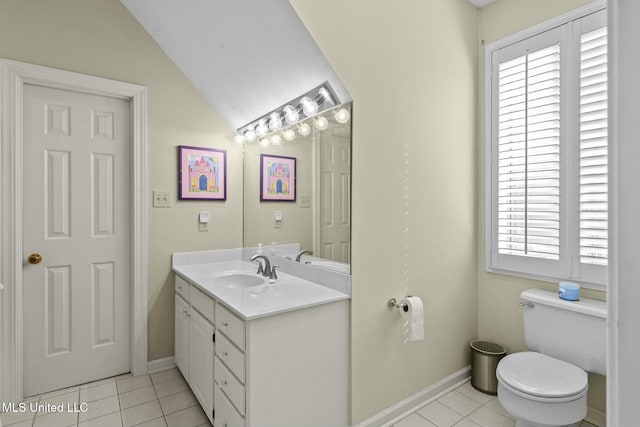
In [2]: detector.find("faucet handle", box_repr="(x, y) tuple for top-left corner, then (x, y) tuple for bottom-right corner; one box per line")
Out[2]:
(253, 259), (265, 275)
(269, 265), (279, 281)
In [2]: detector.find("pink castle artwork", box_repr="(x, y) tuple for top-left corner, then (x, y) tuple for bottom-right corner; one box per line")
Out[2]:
(260, 154), (295, 201)
(266, 161), (290, 195)
(188, 155), (219, 193)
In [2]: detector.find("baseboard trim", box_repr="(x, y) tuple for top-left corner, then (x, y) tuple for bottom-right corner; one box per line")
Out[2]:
(353, 366), (471, 427)
(585, 407), (606, 427)
(147, 357), (176, 374)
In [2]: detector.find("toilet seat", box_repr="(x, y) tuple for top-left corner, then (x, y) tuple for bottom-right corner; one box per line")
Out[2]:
(497, 352), (588, 402)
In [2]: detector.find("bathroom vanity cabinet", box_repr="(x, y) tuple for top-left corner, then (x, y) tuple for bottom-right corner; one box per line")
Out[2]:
(174, 276), (215, 424)
(174, 273), (349, 427)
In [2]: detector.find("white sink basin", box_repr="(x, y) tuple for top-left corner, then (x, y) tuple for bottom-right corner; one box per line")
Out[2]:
(212, 273), (265, 288)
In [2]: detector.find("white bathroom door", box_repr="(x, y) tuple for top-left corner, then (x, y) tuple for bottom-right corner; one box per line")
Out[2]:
(318, 133), (351, 263)
(22, 84), (131, 396)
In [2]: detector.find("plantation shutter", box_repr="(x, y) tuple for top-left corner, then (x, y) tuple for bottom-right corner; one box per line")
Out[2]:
(579, 26), (608, 266)
(497, 44), (561, 260)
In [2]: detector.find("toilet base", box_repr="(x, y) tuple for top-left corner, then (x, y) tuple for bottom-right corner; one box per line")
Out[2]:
(515, 421), (579, 427)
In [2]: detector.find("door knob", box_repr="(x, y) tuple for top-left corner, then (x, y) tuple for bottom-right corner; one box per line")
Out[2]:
(28, 253), (42, 264)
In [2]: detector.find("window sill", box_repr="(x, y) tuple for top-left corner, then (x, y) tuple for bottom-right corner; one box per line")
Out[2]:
(485, 265), (607, 292)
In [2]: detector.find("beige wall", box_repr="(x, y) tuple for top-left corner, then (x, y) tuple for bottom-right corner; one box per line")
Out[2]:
(0, 0), (243, 361)
(477, 0), (606, 416)
(290, 0), (479, 423)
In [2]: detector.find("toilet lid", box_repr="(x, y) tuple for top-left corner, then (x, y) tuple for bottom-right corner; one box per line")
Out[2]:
(497, 352), (588, 398)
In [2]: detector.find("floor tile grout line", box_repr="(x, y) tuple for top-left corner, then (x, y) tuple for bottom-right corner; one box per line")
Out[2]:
(115, 374), (125, 427)
(147, 372), (169, 427)
(75, 387), (80, 427)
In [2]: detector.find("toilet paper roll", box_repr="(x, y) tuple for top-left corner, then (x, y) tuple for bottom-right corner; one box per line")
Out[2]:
(402, 296), (424, 342)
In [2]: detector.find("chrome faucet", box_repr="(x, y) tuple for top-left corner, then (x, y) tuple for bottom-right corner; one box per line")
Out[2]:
(295, 250), (313, 262)
(250, 254), (271, 277)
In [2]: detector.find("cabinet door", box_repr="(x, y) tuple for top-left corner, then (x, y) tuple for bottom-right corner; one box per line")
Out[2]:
(189, 308), (215, 423)
(174, 294), (189, 378)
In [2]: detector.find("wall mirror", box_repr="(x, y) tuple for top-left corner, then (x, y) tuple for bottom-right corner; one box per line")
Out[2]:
(243, 103), (352, 274)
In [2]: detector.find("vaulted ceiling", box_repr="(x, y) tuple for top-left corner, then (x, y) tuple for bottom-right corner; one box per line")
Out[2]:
(121, 0), (350, 132)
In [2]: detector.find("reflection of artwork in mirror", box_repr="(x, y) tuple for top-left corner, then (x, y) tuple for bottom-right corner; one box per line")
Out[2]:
(260, 154), (296, 202)
(178, 145), (227, 200)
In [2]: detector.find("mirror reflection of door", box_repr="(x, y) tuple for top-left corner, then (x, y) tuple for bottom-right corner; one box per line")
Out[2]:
(316, 128), (351, 263)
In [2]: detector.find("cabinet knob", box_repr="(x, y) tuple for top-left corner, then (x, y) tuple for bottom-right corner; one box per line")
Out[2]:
(221, 322), (228, 327)
(176, 285), (182, 290)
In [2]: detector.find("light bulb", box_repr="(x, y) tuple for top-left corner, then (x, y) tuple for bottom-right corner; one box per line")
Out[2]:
(255, 120), (268, 137)
(270, 134), (282, 145)
(298, 123), (311, 136)
(334, 108), (350, 124)
(283, 105), (299, 125)
(234, 134), (246, 144)
(260, 138), (270, 147)
(314, 116), (329, 130)
(283, 129), (296, 141)
(300, 96), (319, 117)
(268, 113), (282, 131)
(244, 128), (256, 142)
(318, 86), (332, 104)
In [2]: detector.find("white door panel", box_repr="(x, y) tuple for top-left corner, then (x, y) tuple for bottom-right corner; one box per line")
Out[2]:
(22, 84), (131, 396)
(318, 134), (351, 263)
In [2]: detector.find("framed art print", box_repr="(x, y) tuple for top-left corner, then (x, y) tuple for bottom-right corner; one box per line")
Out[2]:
(260, 154), (296, 202)
(178, 145), (227, 200)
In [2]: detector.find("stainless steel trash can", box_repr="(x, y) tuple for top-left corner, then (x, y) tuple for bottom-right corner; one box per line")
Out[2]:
(470, 340), (507, 395)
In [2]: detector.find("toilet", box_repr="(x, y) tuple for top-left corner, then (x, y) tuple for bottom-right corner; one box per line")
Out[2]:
(496, 288), (607, 427)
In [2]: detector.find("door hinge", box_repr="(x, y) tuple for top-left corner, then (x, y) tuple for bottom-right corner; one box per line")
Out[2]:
(212, 409), (215, 420)
(212, 332), (215, 343)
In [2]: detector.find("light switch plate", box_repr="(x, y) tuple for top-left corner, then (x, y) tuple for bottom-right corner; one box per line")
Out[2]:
(299, 194), (311, 208)
(153, 190), (171, 207)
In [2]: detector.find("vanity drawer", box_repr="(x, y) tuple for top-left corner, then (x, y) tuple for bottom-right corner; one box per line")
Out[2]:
(215, 385), (244, 427)
(190, 284), (214, 323)
(175, 275), (189, 300)
(215, 358), (245, 415)
(216, 332), (245, 383)
(216, 303), (245, 350)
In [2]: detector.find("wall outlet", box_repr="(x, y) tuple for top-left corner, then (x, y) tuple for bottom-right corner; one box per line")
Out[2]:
(299, 194), (311, 208)
(153, 190), (171, 208)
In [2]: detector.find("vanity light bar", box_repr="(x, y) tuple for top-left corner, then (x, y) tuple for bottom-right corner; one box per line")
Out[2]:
(236, 83), (338, 144)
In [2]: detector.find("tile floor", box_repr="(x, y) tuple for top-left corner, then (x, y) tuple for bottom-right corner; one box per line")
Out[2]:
(2, 373), (601, 427)
(392, 381), (598, 427)
(0, 368), (211, 427)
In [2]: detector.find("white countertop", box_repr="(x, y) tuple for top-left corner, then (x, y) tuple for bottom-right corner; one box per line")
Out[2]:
(173, 258), (350, 320)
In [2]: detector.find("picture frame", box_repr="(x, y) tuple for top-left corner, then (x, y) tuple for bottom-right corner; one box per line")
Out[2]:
(260, 154), (296, 202)
(178, 145), (227, 200)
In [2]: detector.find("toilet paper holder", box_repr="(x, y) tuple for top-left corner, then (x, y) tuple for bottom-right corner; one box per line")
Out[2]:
(388, 297), (410, 312)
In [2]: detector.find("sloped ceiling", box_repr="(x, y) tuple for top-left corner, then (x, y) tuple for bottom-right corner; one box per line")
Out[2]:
(121, 0), (350, 131)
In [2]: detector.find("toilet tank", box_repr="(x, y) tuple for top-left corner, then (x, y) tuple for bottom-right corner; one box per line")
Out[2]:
(521, 288), (607, 376)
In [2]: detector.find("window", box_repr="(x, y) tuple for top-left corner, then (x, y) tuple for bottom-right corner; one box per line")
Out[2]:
(486, 5), (607, 287)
